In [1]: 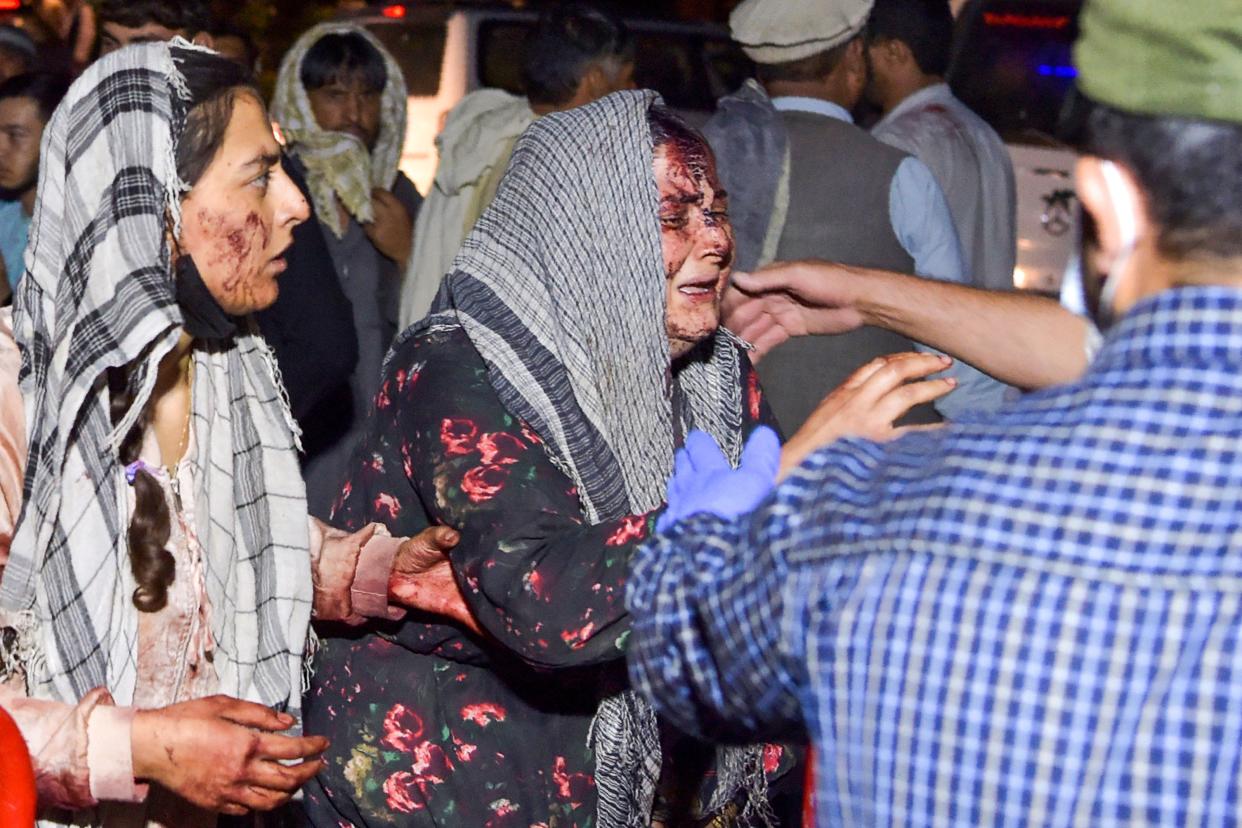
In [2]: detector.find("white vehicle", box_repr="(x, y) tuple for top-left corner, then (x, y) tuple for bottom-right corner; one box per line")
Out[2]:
(339, 2), (752, 195)
(950, 0), (1083, 294)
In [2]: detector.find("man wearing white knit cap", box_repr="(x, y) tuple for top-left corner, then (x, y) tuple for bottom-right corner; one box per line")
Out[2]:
(705, 0), (1009, 435)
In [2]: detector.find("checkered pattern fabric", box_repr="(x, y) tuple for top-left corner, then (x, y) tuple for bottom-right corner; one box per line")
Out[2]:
(0, 43), (312, 726)
(628, 285), (1242, 826)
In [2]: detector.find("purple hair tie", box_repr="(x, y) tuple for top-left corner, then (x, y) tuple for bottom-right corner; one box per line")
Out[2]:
(124, 460), (152, 485)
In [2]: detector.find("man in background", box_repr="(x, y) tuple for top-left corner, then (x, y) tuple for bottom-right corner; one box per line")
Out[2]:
(707, 0), (1007, 433)
(866, 0), (1016, 292)
(272, 24), (421, 517)
(0, 27), (34, 84)
(399, 3), (635, 327)
(97, 0), (212, 55)
(0, 73), (69, 301)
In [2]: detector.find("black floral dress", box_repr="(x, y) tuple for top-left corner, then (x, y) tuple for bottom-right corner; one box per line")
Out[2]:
(303, 325), (790, 827)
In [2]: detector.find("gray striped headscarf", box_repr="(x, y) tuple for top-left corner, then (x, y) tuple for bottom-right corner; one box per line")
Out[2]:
(0, 43), (312, 729)
(410, 90), (770, 826)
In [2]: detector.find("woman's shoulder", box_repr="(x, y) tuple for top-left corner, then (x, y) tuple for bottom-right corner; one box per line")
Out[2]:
(380, 321), (495, 409)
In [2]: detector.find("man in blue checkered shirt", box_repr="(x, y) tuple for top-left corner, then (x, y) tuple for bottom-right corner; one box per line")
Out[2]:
(626, 1), (1242, 824)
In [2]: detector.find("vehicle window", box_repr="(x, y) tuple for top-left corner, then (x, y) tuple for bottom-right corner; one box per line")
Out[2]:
(477, 22), (752, 113)
(949, 1), (1082, 144)
(366, 22), (448, 97)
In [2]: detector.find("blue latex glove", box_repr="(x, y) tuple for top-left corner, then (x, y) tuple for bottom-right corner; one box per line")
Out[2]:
(657, 426), (781, 532)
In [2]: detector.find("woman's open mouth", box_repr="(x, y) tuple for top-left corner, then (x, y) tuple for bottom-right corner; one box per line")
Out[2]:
(677, 274), (720, 300)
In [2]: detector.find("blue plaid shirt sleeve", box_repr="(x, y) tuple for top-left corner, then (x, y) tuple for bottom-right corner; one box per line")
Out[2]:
(626, 509), (805, 742)
(626, 444), (878, 743)
(631, 286), (1242, 826)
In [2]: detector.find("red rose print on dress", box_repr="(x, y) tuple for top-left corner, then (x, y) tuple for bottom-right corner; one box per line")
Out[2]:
(411, 740), (454, 782)
(460, 702), (508, 727)
(380, 703), (425, 753)
(374, 492), (401, 521)
(763, 743), (783, 774)
(605, 514), (647, 547)
(560, 621), (595, 650)
(461, 464), (510, 503)
(552, 755), (595, 802)
(383, 771), (425, 814)
(477, 431), (526, 465)
(440, 418), (479, 457)
(520, 423), (543, 445)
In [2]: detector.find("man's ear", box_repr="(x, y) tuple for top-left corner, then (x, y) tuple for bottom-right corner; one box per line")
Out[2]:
(1076, 155), (1150, 274)
(885, 38), (913, 69)
(191, 31), (215, 51)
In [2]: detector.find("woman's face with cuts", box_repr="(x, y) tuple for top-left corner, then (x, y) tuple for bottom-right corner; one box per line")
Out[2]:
(654, 134), (734, 360)
(177, 93), (310, 315)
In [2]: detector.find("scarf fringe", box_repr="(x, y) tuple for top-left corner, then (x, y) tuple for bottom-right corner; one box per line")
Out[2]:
(0, 609), (46, 692)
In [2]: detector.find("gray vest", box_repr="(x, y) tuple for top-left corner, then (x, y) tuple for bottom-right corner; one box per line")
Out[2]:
(756, 111), (941, 432)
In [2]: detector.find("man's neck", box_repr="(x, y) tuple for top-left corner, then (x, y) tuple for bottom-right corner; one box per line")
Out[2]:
(764, 79), (854, 111)
(18, 185), (35, 218)
(881, 74), (943, 117)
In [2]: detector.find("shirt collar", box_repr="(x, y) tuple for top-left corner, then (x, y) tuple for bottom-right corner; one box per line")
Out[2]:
(771, 96), (854, 124)
(873, 82), (953, 130)
(1092, 285), (1242, 374)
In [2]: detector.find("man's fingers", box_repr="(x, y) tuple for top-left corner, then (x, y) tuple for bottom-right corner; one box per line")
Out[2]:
(252, 732), (330, 762)
(747, 325), (790, 360)
(875, 378), (957, 426)
(409, 525), (460, 553)
(855, 354), (952, 402)
(212, 698), (295, 732)
(730, 268), (788, 296)
(244, 756), (326, 792)
(227, 784), (293, 813)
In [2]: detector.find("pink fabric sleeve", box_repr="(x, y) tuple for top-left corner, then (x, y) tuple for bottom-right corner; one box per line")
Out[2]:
(352, 534), (406, 621)
(0, 307), (25, 567)
(307, 517), (406, 621)
(0, 683), (145, 809)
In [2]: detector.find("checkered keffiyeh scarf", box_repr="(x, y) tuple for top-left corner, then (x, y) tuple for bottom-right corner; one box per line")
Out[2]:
(0, 43), (313, 723)
(409, 90), (769, 827)
(270, 22), (407, 238)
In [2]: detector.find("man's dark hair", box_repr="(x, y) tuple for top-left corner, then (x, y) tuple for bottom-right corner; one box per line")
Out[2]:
(755, 38), (854, 85)
(209, 21), (259, 69)
(0, 72), (71, 123)
(300, 32), (387, 93)
(865, 0), (954, 77)
(521, 3), (634, 107)
(1067, 92), (1242, 262)
(0, 25), (35, 72)
(98, 0), (212, 34)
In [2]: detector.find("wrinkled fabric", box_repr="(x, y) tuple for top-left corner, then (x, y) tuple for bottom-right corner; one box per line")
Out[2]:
(0, 40), (312, 761)
(398, 89), (769, 826)
(399, 89), (535, 328)
(701, 80), (788, 273)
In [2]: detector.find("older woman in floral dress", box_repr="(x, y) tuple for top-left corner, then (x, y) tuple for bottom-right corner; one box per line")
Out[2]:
(304, 91), (793, 827)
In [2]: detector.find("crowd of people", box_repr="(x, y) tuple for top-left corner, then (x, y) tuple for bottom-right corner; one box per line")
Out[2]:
(0, 0), (1238, 826)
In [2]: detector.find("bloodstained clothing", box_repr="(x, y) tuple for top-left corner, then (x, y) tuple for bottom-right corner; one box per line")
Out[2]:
(303, 324), (789, 826)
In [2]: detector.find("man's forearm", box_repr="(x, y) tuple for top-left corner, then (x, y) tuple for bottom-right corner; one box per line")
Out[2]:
(858, 270), (1091, 389)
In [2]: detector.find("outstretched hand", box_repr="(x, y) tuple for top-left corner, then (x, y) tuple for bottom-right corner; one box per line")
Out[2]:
(657, 426), (781, 532)
(723, 261), (873, 360)
(131, 696), (328, 816)
(388, 526), (482, 636)
(780, 352), (955, 477)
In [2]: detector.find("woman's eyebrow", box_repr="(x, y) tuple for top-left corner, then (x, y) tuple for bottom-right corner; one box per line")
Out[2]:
(241, 151), (282, 171)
